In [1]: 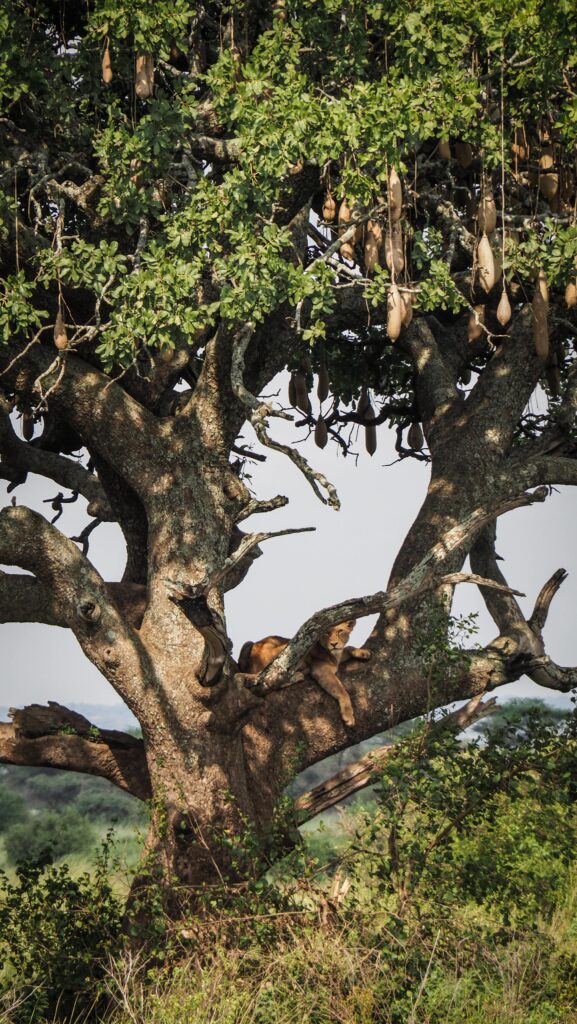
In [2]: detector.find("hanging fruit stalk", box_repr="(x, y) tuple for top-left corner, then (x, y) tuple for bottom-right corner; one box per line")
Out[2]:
(54, 310), (68, 350)
(532, 268), (549, 364)
(477, 232), (495, 293)
(364, 220), (382, 275)
(407, 421), (424, 450)
(387, 284), (402, 341)
(477, 191), (497, 235)
(314, 417), (328, 449)
(467, 304), (485, 342)
(102, 42), (113, 84)
(135, 55), (154, 100)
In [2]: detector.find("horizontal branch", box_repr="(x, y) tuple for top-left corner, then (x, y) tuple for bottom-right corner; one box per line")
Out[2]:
(236, 494), (289, 522)
(523, 655), (577, 691)
(187, 133), (241, 162)
(0, 706), (150, 799)
(192, 525), (317, 596)
(0, 572), (64, 625)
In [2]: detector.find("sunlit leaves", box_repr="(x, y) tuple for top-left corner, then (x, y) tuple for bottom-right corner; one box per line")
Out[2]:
(0, 275), (47, 345)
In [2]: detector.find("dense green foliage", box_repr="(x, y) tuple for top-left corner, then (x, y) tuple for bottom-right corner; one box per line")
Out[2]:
(0, 848), (123, 1024)
(3, 810), (95, 865)
(0, 790), (26, 833)
(0, 766), (148, 867)
(2, 0), (577, 402)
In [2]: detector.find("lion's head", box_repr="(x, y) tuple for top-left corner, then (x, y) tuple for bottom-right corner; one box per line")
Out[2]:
(318, 620), (356, 652)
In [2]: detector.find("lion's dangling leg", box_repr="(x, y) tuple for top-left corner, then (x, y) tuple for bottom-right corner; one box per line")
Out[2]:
(309, 666), (355, 727)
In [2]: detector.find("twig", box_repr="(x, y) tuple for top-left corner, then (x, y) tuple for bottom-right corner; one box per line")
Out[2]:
(237, 494), (289, 521)
(70, 518), (102, 556)
(230, 323), (341, 509)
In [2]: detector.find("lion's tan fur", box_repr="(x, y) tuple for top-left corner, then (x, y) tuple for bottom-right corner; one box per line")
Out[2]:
(236, 621), (371, 727)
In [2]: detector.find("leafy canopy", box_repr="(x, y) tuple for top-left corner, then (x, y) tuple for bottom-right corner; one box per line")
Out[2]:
(1, 0), (577, 393)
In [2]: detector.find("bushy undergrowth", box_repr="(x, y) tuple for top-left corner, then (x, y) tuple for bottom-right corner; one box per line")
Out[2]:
(3, 706), (577, 1023)
(0, 843), (123, 1024)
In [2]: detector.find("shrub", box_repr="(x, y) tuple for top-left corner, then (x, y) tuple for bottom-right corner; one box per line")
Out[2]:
(0, 787), (28, 831)
(3, 810), (94, 865)
(0, 844), (123, 1023)
(72, 785), (148, 824)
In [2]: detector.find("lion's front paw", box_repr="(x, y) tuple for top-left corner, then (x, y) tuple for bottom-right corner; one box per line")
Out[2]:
(352, 648), (371, 661)
(234, 671), (258, 689)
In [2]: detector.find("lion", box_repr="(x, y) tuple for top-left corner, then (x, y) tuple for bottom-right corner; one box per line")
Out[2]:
(235, 620), (371, 727)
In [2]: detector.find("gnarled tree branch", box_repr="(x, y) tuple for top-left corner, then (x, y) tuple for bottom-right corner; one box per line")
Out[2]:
(0, 505), (148, 707)
(1, 344), (161, 497)
(248, 488), (545, 695)
(469, 522), (526, 632)
(0, 407), (112, 519)
(0, 704), (150, 800)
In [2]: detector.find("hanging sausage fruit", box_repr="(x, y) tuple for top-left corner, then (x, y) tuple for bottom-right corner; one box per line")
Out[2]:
(364, 220), (382, 275)
(532, 268), (549, 364)
(135, 55), (154, 100)
(102, 41), (113, 84)
(477, 233), (496, 293)
(314, 417), (328, 449)
(338, 198), (354, 261)
(387, 284), (402, 342)
(364, 397), (377, 456)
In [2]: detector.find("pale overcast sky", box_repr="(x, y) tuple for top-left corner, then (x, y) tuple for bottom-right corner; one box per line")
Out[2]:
(2, 375), (576, 717)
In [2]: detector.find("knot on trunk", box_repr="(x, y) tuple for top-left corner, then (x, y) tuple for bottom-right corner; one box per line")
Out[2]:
(77, 593), (101, 623)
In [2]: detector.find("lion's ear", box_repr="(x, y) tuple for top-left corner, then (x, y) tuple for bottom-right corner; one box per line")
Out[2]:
(346, 619), (356, 629)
